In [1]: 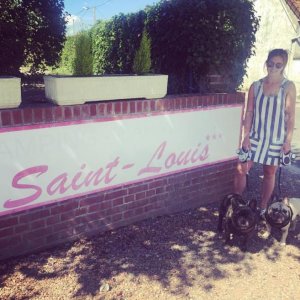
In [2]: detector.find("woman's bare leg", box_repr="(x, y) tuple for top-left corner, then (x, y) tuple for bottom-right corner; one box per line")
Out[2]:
(233, 161), (253, 195)
(261, 165), (278, 209)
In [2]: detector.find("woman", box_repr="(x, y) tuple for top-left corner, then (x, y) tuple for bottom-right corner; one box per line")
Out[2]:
(234, 49), (296, 215)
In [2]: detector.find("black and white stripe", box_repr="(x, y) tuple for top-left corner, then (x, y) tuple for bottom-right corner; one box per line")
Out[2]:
(249, 78), (289, 166)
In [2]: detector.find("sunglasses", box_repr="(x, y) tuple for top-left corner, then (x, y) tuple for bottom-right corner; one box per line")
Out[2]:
(266, 61), (284, 69)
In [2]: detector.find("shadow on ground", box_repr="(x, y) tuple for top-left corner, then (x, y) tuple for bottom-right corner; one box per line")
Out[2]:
(0, 164), (299, 299)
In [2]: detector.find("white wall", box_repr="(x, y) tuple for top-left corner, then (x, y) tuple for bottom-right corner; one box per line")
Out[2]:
(243, 0), (299, 94)
(290, 59), (300, 98)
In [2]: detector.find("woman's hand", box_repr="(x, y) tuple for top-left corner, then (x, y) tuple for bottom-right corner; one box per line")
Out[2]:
(282, 141), (291, 154)
(242, 136), (251, 151)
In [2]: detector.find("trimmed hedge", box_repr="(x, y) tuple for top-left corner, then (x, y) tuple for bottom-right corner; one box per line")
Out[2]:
(57, 0), (259, 94)
(56, 35), (76, 74)
(73, 31), (93, 75)
(92, 12), (146, 74)
(146, 0), (259, 93)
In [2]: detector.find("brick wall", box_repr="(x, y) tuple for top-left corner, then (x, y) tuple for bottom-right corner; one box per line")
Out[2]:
(0, 93), (244, 260)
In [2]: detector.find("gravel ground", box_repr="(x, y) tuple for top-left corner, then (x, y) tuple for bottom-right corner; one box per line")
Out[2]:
(0, 163), (300, 300)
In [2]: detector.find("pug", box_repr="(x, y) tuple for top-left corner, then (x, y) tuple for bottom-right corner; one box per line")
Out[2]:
(264, 196), (300, 245)
(217, 193), (258, 251)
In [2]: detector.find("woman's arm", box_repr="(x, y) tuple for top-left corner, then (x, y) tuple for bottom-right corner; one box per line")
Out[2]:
(242, 83), (255, 149)
(283, 81), (296, 153)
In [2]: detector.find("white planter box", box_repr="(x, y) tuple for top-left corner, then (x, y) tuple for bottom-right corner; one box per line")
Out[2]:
(0, 76), (21, 109)
(44, 74), (168, 105)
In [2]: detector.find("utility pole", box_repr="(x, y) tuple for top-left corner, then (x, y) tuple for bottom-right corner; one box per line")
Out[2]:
(81, 0), (112, 25)
(82, 6), (97, 25)
(93, 7), (96, 25)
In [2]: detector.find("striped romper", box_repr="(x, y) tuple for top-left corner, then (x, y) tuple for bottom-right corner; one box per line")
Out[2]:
(249, 78), (290, 166)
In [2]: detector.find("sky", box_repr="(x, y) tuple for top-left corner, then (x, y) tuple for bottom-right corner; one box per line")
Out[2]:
(64, 0), (161, 34)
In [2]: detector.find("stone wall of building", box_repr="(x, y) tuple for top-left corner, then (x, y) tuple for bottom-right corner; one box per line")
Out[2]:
(243, 0), (300, 96)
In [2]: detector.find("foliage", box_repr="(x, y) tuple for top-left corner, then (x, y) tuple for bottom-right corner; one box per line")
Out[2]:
(0, 0), (67, 75)
(73, 31), (93, 75)
(146, 0), (259, 93)
(133, 29), (152, 74)
(55, 35), (76, 74)
(53, 32), (93, 75)
(0, 0), (25, 75)
(57, 0), (259, 93)
(91, 11), (146, 74)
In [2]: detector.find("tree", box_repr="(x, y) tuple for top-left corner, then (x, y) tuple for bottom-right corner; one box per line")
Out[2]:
(132, 29), (152, 74)
(0, 0), (67, 75)
(147, 0), (259, 93)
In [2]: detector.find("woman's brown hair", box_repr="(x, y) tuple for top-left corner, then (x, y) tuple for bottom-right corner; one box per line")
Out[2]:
(266, 49), (289, 68)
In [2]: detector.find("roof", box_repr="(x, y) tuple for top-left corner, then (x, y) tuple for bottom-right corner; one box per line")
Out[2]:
(285, 0), (300, 19)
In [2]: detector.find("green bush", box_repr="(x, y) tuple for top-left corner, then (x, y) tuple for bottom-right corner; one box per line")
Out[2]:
(57, 0), (259, 93)
(146, 0), (259, 93)
(92, 12), (146, 74)
(73, 31), (93, 75)
(133, 29), (152, 74)
(54, 35), (76, 74)
(54, 31), (93, 75)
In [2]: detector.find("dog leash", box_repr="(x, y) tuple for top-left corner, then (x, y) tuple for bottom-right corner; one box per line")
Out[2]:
(278, 166), (282, 197)
(246, 162), (250, 190)
(277, 151), (296, 196)
(245, 163), (281, 196)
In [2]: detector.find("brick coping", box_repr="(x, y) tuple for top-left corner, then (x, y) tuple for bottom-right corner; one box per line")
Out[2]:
(0, 93), (244, 128)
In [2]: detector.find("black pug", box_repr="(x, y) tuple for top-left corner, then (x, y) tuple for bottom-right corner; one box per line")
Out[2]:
(217, 193), (257, 251)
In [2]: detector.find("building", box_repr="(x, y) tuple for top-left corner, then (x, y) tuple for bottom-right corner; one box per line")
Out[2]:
(243, 0), (300, 97)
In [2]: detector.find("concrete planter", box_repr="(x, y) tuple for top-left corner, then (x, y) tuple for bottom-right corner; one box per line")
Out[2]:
(44, 74), (168, 105)
(0, 76), (21, 109)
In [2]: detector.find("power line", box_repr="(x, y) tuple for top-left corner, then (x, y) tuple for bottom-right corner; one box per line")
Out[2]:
(77, 0), (114, 15)
(94, 0), (114, 9)
(75, 0), (114, 24)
